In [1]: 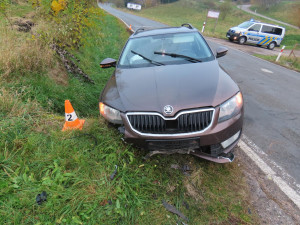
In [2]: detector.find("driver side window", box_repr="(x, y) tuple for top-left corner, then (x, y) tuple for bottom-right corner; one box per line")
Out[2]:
(248, 24), (261, 32)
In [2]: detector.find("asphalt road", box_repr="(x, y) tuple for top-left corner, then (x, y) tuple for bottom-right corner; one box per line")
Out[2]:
(99, 4), (300, 187)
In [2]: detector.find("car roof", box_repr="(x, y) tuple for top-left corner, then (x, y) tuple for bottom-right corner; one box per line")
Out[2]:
(248, 20), (285, 29)
(130, 26), (199, 38)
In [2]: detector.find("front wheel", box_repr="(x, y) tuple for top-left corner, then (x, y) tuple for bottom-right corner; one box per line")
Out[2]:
(228, 38), (234, 42)
(238, 36), (246, 45)
(268, 42), (276, 50)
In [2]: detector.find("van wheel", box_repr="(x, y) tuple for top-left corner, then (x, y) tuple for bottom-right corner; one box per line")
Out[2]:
(268, 42), (276, 50)
(229, 38), (234, 42)
(256, 44), (262, 47)
(238, 36), (246, 45)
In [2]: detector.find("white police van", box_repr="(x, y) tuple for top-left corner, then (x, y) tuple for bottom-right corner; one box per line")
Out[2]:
(226, 19), (285, 50)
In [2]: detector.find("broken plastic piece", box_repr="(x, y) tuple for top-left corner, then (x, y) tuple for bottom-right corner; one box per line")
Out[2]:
(110, 165), (118, 180)
(162, 200), (189, 222)
(36, 191), (47, 205)
(182, 165), (191, 172)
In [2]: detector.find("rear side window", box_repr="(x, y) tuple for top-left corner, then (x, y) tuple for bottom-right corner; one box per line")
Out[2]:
(261, 25), (282, 35)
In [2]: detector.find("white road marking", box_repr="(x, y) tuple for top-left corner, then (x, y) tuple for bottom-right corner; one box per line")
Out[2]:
(239, 137), (300, 210)
(261, 68), (273, 73)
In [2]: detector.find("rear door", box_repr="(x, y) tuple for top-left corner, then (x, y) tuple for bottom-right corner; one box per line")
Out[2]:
(258, 25), (282, 46)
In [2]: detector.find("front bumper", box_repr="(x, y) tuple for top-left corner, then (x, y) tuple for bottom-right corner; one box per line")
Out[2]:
(120, 106), (244, 163)
(226, 32), (240, 41)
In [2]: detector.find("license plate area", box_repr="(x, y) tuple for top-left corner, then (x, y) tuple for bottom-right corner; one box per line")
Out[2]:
(147, 138), (200, 151)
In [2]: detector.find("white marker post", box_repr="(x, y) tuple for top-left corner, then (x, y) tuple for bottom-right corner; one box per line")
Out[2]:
(201, 22), (206, 33)
(276, 45), (285, 62)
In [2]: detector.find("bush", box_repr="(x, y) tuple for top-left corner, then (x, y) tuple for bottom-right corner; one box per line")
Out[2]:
(219, 1), (232, 20)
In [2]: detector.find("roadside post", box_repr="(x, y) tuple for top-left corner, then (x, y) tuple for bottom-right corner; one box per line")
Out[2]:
(288, 43), (298, 58)
(201, 21), (206, 33)
(205, 10), (220, 34)
(276, 45), (285, 62)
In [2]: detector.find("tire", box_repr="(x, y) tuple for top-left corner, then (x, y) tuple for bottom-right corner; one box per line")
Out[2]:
(229, 38), (234, 42)
(268, 42), (276, 50)
(256, 44), (262, 47)
(238, 36), (246, 45)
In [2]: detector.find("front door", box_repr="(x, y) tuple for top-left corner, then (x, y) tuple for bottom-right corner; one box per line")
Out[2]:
(246, 24), (262, 44)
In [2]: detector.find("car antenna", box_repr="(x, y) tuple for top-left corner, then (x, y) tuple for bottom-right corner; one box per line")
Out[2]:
(181, 23), (194, 29)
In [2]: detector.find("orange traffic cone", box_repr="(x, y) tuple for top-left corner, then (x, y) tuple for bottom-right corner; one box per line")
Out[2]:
(62, 100), (85, 131)
(129, 25), (132, 31)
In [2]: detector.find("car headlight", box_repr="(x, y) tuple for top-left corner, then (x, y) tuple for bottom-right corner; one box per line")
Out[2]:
(218, 92), (243, 122)
(99, 102), (123, 124)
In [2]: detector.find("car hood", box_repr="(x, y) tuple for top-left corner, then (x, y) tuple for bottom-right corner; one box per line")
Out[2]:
(229, 27), (247, 32)
(113, 61), (239, 116)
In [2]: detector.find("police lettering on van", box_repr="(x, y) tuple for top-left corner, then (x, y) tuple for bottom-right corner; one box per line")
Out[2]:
(226, 19), (285, 50)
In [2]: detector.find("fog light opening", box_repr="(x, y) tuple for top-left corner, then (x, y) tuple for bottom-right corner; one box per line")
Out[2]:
(221, 130), (240, 149)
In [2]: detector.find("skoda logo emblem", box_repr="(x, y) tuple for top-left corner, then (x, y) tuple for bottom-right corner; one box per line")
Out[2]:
(164, 105), (173, 114)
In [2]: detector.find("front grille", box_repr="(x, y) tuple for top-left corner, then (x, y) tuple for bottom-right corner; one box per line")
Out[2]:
(127, 109), (214, 135)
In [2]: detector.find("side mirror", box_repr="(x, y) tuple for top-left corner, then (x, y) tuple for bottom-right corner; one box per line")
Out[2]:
(216, 47), (228, 58)
(100, 58), (117, 68)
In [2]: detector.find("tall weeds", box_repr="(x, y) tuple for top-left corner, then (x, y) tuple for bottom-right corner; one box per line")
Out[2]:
(0, 23), (55, 77)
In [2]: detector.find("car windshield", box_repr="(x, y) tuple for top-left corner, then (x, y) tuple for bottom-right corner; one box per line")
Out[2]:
(118, 32), (214, 68)
(238, 21), (254, 29)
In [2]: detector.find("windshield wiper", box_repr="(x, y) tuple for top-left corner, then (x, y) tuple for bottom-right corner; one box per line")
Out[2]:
(154, 51), (202, 63)
(131, 50), (165, 66)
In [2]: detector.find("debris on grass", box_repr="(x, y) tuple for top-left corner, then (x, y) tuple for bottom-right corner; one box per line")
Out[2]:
(110, 165), (118, 180)
(170, 164), (180, 170)
(36, 191), (47, 205)
(162, 200), (189, 222)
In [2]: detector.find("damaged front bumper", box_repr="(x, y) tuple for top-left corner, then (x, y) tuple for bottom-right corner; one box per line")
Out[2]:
(118, 108), (243, 163)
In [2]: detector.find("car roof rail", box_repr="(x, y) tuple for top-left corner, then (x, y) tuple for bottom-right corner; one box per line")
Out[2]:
(181, 23), (194, 29)
(133, 28), (145, 35)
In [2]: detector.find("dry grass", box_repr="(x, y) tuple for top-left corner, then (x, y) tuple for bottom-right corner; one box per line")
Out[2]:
(0, 21), (55, 78)
(48, 61), (69, 85)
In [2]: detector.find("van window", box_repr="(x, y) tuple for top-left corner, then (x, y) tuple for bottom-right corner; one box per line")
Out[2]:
(261, 25), (282, 35)
(248, 24), (261, 32)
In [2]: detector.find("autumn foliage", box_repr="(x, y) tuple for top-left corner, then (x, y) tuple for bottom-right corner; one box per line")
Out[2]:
(29, 0), (104, 48)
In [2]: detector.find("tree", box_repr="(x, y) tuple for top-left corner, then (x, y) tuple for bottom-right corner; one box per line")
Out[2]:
(252, 0), (281, 10)
(219, 1), (232, 20)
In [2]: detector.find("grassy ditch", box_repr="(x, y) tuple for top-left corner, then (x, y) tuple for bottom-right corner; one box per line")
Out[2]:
(120, 0), (300, 49)
(1, 1), (257, 224)
(253, 54), (300, 72)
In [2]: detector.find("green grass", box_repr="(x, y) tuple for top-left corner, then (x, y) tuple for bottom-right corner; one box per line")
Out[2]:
(250, 1), (300, 27)
(120, 0), (300, 49)
(0, 1), (257, 224)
